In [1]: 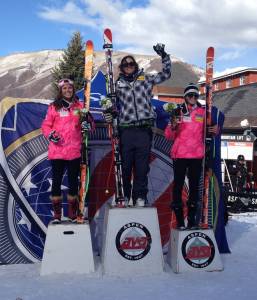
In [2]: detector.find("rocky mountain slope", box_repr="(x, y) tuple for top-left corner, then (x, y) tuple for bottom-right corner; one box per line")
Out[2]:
(0, 50), (203, 100)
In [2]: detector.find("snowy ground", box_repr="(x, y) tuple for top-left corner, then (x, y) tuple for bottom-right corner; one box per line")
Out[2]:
(1, 214), (257, 300)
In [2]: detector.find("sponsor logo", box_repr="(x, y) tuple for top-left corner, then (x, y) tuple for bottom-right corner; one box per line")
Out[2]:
(181, 232), (215, 268)
(137, 75), (145, 81)
(116, 222), (152, 260)
(195, 114), (204, 122)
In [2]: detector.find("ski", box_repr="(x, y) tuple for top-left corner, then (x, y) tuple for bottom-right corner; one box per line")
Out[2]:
(103, 28), (125, 207)
(202, 46), (214, 228)
(77, 40), (94, 223)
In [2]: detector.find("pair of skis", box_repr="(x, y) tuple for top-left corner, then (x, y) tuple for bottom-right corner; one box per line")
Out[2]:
(103, 29), (125, 207)
(77, 40), (94, 223)
(78, 28), (125, 222)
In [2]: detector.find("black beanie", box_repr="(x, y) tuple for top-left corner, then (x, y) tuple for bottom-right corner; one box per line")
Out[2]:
(184, 83), (199, 97)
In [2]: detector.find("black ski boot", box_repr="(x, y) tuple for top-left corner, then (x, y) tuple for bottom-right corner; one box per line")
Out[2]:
(173, 207), (185, 230)
(187, 203), (198, 229)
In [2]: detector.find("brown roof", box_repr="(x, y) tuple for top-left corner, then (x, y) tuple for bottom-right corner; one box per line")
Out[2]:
(153, 86), (184, 96)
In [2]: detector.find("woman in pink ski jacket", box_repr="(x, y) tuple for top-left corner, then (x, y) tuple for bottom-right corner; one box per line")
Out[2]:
(41, 78), (93, 223)
(164, 83), (217, 229)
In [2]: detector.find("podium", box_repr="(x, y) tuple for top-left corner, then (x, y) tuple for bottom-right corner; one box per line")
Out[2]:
(101, 205), (164, 276)
(167, 228), (223, 273)
(40, 223), (95, 276)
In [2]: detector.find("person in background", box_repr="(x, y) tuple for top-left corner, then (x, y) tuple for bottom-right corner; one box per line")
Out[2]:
(229, 154), (249, 193)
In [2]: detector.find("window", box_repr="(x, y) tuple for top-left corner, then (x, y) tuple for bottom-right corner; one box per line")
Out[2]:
(214, 83), (219, 91)
(240, 76), (245, 86)
(226, 79), (231, 88)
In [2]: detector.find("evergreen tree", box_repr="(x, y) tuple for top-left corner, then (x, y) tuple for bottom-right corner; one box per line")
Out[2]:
(52, 31), (84, 95)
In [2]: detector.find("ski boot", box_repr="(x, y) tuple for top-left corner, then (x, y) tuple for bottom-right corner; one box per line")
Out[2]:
(51, 196), (62, 224)
(67, 194), (78, 223)
(173, 207), (186, 230)
(135, 198), (145, 207)
(187, 203), (198, 229)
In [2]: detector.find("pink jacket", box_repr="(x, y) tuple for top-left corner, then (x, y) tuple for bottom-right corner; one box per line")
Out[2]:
(41, 100), (83, 160)
(164, 105), (205, 159)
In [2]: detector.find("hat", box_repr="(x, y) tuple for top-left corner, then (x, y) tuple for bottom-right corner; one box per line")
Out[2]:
(237, 154), (245, 161)
(184, 83), (199, 97)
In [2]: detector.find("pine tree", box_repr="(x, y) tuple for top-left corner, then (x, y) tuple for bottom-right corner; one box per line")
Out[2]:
(52, 31), (84, 95)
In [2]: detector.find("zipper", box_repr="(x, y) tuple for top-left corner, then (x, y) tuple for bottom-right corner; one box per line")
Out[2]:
(131, 87), (139, 121)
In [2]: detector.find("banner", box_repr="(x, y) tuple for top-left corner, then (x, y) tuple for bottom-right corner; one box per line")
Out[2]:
(0, 72), (229, 264)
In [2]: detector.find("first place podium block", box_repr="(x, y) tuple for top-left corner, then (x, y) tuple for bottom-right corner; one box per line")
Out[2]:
(101, 205), (164, 276)
(167, 228), (223, 273)
(40, 223), (95, 276)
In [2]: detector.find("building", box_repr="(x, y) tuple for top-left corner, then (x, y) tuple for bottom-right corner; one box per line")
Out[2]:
(198, 68), (257, 94)
(199, 68), (257, 186)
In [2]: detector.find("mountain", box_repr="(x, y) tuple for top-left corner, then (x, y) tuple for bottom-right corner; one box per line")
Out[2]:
(0, 50), (204, 100)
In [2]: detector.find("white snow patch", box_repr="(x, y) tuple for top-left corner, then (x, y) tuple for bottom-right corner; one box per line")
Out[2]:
(0, 214), (256, 300)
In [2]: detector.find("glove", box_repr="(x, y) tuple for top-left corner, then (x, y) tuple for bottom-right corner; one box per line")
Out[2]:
(81, 120), (92, 132)
(48, 130), (61, 144)
(103, 112), (113, 123)
(153, 43), (168, 58)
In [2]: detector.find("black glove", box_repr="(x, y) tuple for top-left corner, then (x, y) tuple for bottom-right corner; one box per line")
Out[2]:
(48, 130), (61, 143)
(103, 112), (113, 123)
(153, 43), (168, 59)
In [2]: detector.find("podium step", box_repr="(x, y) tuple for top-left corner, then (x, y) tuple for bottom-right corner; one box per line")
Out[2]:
(40, 223), (95, 275)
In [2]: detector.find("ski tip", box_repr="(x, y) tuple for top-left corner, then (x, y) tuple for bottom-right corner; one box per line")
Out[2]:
(207, 46), (214, 56)
(104, 28), (112, 43)
(86, 40), (94, 48)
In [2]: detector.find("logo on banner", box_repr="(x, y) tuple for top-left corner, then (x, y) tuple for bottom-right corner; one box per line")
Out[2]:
(181, 232), (215, 268)
(115, 222), (152, 260)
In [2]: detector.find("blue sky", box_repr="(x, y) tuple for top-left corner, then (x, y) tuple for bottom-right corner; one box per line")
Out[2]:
(1, 0), (257, 72)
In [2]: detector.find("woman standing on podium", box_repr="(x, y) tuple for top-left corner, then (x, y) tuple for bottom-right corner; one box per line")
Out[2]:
(164, 83), (218, 229)
(41, 79), (94, 223)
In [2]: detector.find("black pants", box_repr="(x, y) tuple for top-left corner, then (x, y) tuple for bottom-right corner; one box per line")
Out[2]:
(120, 127), (152, 202)
(51, 158), (80, 197)
(172, 158), (203, 209)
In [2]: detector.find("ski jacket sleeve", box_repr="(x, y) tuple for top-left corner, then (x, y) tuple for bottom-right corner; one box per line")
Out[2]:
(147, 55), (171, 84)
(164, 124), (177, 141)
(41, 105), (56, 138)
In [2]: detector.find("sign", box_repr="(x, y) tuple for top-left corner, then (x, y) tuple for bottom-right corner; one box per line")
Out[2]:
(181, 232), (215, 268)
(115, 222), (152, 261)
(221, 135), (254, 161)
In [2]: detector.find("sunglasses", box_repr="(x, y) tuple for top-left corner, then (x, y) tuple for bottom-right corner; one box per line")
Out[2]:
(122, 62), (136, 68)
(186, 93), (199, 99)
(58, 79), (74, 87)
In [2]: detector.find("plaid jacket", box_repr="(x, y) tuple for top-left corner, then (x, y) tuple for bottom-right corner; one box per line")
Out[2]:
(116, 55), (171, 125)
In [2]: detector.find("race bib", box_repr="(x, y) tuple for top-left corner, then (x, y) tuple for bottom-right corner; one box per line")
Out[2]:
(59, 109), (69, 117)
(183, 116), (192, 122)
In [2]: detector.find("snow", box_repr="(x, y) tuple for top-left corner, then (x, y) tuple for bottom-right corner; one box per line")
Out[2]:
(1, 214), (257, 300)
(0, 50), (63, 76)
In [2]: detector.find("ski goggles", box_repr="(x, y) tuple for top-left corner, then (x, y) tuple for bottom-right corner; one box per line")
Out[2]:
(58, 78), (74, 88)
(121, 62), (136, 68)
(186, 93), (199, 99)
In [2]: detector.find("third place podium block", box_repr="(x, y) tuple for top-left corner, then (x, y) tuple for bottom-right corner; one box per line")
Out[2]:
(167, 228), (223, 273)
